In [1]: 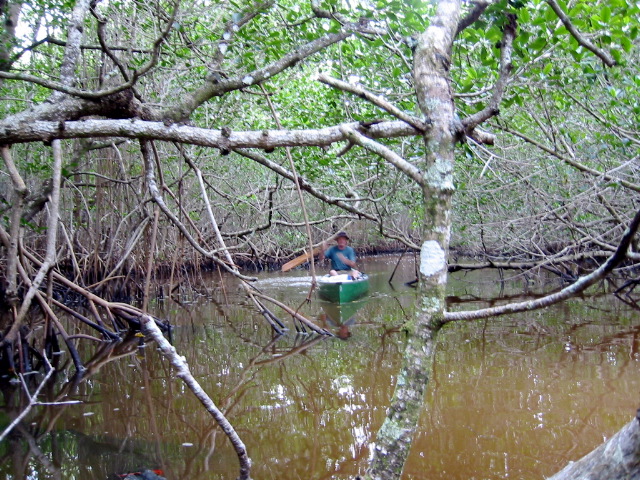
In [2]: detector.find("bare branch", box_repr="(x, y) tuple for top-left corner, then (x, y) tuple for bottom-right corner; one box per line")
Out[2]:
(317, 73), (429, 132)
(0, 118), (420, 148)
(29, 35), (154, 54)
(233, 147), (421, 250)
(56, 0), (91, 89)
(2, 0), (174, 101)
(140, 314), (252, 480)
(1, 145), (27, 301)
(548, 412), (640, 480)
(0, 1), (22, 72)
(140, 140), (257, 281)
(181, 29), (353, 121)
(456, 1), (492, 37)
(207, 1), (276, 74)
(233, 148), (377, 221)
(499, 125), (640, 193)
(462, 13), (517, 141)
(1, 140), (63, 346)
(0, 70), (123, 98)
(546, 0), (616, 67)
(0, 360), (55, 442)
(339, 125), (425, 185)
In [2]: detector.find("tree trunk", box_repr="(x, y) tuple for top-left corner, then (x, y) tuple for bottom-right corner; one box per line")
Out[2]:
(366, 1), (461, 478)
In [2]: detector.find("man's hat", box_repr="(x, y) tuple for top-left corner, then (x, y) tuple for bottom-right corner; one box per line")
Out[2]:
(335, 231), (349, 240)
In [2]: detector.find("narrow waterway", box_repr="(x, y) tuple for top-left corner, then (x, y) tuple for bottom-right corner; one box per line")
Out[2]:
(1, 255), (639, 479)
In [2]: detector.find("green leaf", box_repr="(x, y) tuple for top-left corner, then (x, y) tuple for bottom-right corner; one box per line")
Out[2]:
(544, 4), (557, 22)
(569, 49), (583, 62)
(611, 49), (623, 64)
(530, 37), (547, 51)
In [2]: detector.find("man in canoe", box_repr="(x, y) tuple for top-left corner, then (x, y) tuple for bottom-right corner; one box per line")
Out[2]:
(319, 231), (362, 277)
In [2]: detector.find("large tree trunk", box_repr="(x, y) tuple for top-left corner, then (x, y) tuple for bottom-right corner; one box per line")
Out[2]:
(366, 1), (461, 479)
(548, 412), (640, 480)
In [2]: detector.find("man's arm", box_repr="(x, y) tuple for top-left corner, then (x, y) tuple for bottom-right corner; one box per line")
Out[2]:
(337, 248), (357, 268)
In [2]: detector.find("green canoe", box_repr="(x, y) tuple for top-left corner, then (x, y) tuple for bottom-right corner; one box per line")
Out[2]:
(318, 274), (370, 303)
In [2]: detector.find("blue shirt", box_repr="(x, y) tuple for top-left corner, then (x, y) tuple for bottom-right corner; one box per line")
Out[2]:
(324, 245), (356, 271)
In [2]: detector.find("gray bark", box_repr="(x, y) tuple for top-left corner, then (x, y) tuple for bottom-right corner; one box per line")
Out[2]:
(0, 0), (22, 73)
(0, 118), (419, 147)
(366, 1), (462, 478)
(1, 140), (63, 345)
(0, 145), (27, 303)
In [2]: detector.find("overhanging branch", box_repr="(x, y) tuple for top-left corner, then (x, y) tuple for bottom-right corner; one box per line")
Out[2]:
(0, 118), (421, 147)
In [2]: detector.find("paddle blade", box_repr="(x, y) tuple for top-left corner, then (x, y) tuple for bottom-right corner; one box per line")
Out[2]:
(281, 247), (320, 272)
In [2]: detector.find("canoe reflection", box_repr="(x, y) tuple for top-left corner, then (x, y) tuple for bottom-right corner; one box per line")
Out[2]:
(318, 299), (368, 339)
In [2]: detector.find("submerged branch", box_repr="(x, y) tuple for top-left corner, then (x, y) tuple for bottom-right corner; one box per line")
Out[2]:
(140, 314), (252, 480)
(0, 357), (55, 442)
(548, 411), (640, 479)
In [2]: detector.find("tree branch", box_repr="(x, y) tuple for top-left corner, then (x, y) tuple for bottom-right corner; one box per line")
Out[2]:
(548, 411), (640, 479)
(140, 314), (252, 480)
(339, 126), (425, 185)
(546, 0), (617, 67)
(233, 147), (377, 221)
(317, 73), (429, 132)
(55, 0), (92, 94)
(0, 118), (420, 148)
(498, 125), (640, 193)
(462, 13), (517, 143)
(0, 1), (22, 72)
(140, 140), (257, 281)
(1, 140), (63, 345)
(455, 1), (492, 37)
(0, 358), (55, 442)
(444, 205), (640, 322)
(1, 145), (27, 301)
(206, 1), (276, 74)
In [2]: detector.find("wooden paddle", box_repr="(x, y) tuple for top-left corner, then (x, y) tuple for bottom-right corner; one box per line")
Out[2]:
(281, 246), (321, 272)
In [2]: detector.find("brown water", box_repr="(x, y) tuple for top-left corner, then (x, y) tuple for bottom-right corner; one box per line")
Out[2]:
(1, 255), (639, 479)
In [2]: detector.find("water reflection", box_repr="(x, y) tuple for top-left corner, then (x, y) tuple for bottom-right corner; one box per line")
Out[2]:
(1, 256), (640, 479)
(409, 317), (640, 479)
(318, 299), (370, 339)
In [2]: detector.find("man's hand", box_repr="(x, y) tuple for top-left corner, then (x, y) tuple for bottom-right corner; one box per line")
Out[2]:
(337, 253), (355, 268)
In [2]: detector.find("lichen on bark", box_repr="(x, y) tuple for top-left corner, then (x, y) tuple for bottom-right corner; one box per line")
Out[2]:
(366, 1), (461, 478)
